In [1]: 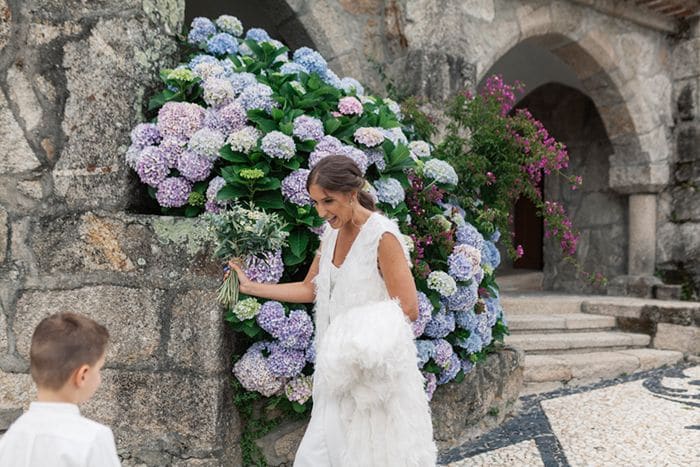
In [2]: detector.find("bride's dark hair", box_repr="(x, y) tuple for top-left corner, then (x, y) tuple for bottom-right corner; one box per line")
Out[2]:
(306, 155), (377, 211)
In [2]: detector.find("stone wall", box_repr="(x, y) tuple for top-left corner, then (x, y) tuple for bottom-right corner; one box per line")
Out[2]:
(657, 16), (700, 299)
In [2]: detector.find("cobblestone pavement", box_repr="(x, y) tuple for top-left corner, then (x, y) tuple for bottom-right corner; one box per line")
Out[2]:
(441, 363), (700, 466)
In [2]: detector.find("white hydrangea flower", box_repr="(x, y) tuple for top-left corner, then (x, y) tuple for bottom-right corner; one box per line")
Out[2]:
(227, 126), (261, 154)
(423, 159), (458, 185)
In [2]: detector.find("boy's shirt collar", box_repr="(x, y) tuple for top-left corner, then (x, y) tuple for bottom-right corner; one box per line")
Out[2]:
(29, 401), (80, 415)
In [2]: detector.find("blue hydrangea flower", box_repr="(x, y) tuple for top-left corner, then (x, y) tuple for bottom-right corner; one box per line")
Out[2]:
(156, 177), (191, 208)
(275, 309), (313, 350)
(461, 359), (474, 375)
(437, 353), (461, 385)
(491, 229), (501, 242)
(281, 169), (312, 206)
(423, 308), (456, 339)
(448, 244), (482, 281)
(188, 54), (218, 70)
(207, 32), (238, 55)
(481, 240), (501, 269)
(447, 282), (479, 313)
(188, 17), (216, 45)
(458, 332), (483, 354)
(293, 47), (327, 75)
(415, 340), (435, 368)
(381, 127), (408, 146)
(238, 82), (277, 112)
(245, 27), (271, 42)
(280, 62), (307, 76)
(373, 177), (405, 208)
(261, 131), (296, 160)
(228, 72), (258, 95)
(455, 222), (485, 250)
(412, 291), (433, 337)
(292, 115), (324, 141)
(365, 148), (386, 171)
(455, 309), (478, 332)
(423, 158), (458, 185)
(339, 77), (364, 95)
(485, 297), (502, 327)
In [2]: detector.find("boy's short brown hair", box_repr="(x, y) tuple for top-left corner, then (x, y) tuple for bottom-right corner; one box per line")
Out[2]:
(30, 312), (109, 390)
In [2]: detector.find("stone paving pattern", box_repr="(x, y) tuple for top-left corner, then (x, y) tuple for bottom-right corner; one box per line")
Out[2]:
(442, 363), (699, 466)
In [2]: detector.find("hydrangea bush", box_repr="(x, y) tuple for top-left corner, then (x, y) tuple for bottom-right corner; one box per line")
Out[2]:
(126, 15), (509, 459)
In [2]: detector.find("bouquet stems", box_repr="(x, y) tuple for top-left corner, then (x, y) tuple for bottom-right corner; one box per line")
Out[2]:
(218, 260), (240, 308)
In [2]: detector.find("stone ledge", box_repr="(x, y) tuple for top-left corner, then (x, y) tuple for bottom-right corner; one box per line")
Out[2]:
(255, 347), (524, 465)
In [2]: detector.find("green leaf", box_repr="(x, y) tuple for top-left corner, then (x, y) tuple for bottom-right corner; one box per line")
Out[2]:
(291, 402), (308, 414)
(279, 122), (293, 135)
(289, 228), (311, 258)
(453, 369), (465, 384)
(256, 177), (281, 191)
(254, 190), (285, 209)
(184, 205), (201, 218)
(217, 184), (249, 201)
(283, 248), (306, 266)
(271, 108), (284, 121)
(219, 145), (249, 164)
(296, 140), (316, 153)
(423, 361), (441, 374)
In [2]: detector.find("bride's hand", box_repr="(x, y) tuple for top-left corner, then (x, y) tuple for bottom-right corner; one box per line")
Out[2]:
(226, 259), (253, 293)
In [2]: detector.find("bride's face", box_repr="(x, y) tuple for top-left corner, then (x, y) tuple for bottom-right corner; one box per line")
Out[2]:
(308, 184), (355, 230)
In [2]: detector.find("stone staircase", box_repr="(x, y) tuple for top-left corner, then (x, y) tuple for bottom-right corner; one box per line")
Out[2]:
(502, 292), (692, 394)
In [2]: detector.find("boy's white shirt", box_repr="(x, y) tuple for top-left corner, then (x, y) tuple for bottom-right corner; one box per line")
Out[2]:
(0, 401), (121, 467)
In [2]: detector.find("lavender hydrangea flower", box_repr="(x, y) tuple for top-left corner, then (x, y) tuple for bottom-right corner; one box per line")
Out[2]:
(275, 309), (313, 350)
(207, 32), (238, 55)
(427, 271), (457, 297)
(177, 150), (213, 182)
(156, 176), (191, 208)
(281, 169), (312, 206)
(136, 146), (169, 187)
(293, 47), (327, 75)
(233, 344), (284, 397)
(461, 359), (474, 375)
(433, 339), (453, 368)
(227, 126), (261, 154)
(437, 353), (461, 385)
(337, 145), (368, 174)
(215, 15), (243, 36)
(206, 176), (226, 206)
(455, 309), (478, 332)
(188, 54), (218, 70)
(130, 123), (161, 149)
(157, 102), (205, 140)
(305, 342), (316, 364)
(353, 127), (385, 147)
(423, 159), (458, 185)
(458, 332), (483, 354)
(307, 136), (343, 168)
(423, 372), (438, 400)
(159, 137), (186, 168)
(232, 297), (262, 321)
(187, 17), (216, 45)
(261, 131), (296, 160)
(455, 222), (485, 250)
(373, 177), (405, 208)
(238, 83), (277, 112)
(412, 291), (433, 337)
(228, 72), (258, 95)
(203, 77), (235, 107)
(448, 244), (482, 281)
(485, 297), (502, 327)
(204, 101), (247, 135)
(338, 96), (362, 116)
(423, 308), (456, 339)
(246, 27), (271, 42)
(245, 249), (284, 284)
(365, 148), (386, 171)
(257, 300), (286, 335)
(188, 127), (225, 160)
(266, 342), (305, 378)
(292, 115), (324, 141)
(446, 282), (479, 312)
(125, 145), (142, 170)
(415, 340), (435, 367)
(285, 375), (313, 404)
(280, 62), (307, 76)
(409, 140), (431, 158)
(340, 77), (364, 95)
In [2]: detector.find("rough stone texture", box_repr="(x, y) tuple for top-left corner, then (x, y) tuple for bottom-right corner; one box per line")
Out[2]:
(82, 369), (240, 465)
(0, 93), (42, 174)
(0, 371), (35, 411)
(14, 286), (164, 366)
(257, 419), (308, 466)
(392, 49), (477, 101)
(0, 0), (9, 52)
(0, 205), (7, 264)
(653, 323), (700, 354)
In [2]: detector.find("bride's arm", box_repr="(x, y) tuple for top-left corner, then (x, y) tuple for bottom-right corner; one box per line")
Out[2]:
(378, 232), (419, 321)
(228, 254), (320, 303)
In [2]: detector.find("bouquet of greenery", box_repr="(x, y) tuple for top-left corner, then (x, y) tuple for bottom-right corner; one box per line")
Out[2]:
(205, 202), (289, 307)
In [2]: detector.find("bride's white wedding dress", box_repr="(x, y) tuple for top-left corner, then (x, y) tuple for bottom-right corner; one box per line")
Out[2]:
(294, 212), (437, 467)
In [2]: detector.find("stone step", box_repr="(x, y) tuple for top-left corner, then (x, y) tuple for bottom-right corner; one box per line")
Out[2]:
(581, 296), (700, 323)
(521, 348), (684, 395)
(497, 270), (543, 292)
(501, 293), (585, 314)
(505, 331), (650, 353)
(507, 313), (616, 333)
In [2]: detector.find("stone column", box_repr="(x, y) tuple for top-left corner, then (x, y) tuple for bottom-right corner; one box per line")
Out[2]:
(628, 194), (657, 275)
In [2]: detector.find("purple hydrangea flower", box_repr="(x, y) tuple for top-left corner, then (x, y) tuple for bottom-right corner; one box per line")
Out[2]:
(337, 145), (368, 174)
(373, 177), (405, 208)
(246, 28), (271, 42)
(285, 375), (313, 404)
(423, 372), (438, 400)
(365, 148), (386, 171)
(433, 339), (453, 368)
(485, 297), (502, 327)
(412, 291), (433, 337)
(257, 300), (286, 335)
(207, 32), (238, 55)
(461, 359), (474, 375)
(261, 131), (296, 160)
(354, 127), (385, 147)
(206, 176), (226, 203)
(292, 115), (324, 141)
(281, 169), (312, 206)
(136, 146), (169, 187)
(424, 307), (456, 339)
(415, 340), (435, 368)
(157, 102), (205, 140)
(305, 342), (316, 364)
(238, 83), (277, 112)
(456, 222), (485, 250)
(266, 342), (306, 378)
(204, 101), (247, 135)
(447, 282), (479, 312)
(188, 128), (225, 160)
(233, 343), (284, 397)
(437, 353), (461, 385)
(159, 137), (187, 168)
(475, 312), (492, 346)
(275, 309), (313, 350)
(245, 249), (284, 284)
(156, 176), (191, 208)
(293, 47), (327, 75)
(307, 136), (343, 168)
(187, 17), (216, 45)
(448, 244), (482, 281)
(130, 123), (161, 149)
(177, 150), (213, 182)
(228, 72), (258, 95)
(125, 145), (142, 170)
(338, 96), (362, 116)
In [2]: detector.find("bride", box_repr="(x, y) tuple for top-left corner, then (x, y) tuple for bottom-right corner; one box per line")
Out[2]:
(229, 155), (437, 466)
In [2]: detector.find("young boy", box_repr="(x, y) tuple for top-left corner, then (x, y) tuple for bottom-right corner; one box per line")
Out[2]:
(0, 312), (121, 466)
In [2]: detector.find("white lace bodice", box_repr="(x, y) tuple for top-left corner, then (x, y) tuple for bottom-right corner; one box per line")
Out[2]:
(313, 212), (410, 345)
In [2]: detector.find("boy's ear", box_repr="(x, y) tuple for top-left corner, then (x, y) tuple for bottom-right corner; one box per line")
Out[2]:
(72, 364), (90, 388)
